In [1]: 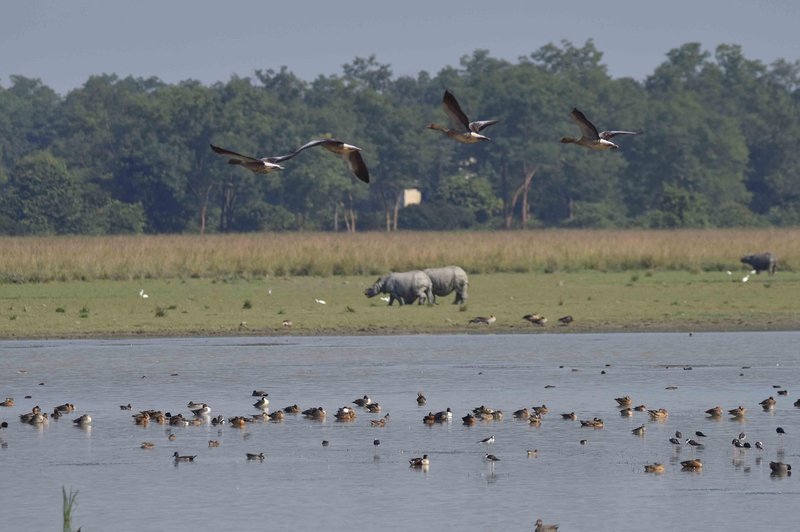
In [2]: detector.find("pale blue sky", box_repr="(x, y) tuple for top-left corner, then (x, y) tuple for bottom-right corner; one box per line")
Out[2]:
(2, 0), (798, 95)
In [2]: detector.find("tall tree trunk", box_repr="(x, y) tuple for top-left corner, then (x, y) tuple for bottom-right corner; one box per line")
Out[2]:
(219, 182), (237, 233)
(378, 183), (391, 232)
(199, 183), (214, 235)
(392, 191), (402, 231)
(347, 192), (357, 233)
(333, 202), (340, 232)
(521, 164), (536, 227)
(504, 164), (537, 228)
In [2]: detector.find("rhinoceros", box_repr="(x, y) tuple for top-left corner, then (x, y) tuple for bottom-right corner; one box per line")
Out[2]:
(740, 252), (776, 275)
(424, 266), (469, 304)
(364, 271), (433, 306)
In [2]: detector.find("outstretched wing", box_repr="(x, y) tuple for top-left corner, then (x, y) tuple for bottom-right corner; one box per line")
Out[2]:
(469, 119), (500, 133)
(345, 150), (370, 183)
(569, 108), (600, 140)
(269, 139), (334, 163)
(442, 90), (471, 131)
(210, 144), (262, 163)
(278, 139), (369, 183)
(599, 130), (642, 140)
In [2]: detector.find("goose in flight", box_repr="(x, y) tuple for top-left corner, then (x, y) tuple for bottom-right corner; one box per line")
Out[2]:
(210, 139), (370, 183)
(427, 89), (499, 144)
(210, 144), (286, 174)
(560, 108), (640, 150)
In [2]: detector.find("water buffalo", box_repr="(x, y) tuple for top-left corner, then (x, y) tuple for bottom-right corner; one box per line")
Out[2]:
(424, 266), (469, 304)
(364, 271), (433, 306)
(740, 252), (776, 275)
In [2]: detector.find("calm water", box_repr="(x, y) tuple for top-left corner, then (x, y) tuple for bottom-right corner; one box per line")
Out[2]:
(1, 332), (799, 532)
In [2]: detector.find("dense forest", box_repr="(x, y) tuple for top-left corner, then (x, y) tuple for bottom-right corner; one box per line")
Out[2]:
(1, 41), (799, 235)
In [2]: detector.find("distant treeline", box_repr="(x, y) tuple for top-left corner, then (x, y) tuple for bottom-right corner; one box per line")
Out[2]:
(0, 40), (798, 235)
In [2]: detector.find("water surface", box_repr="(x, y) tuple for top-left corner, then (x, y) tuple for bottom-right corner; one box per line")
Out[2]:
(1, 332), (798, 531)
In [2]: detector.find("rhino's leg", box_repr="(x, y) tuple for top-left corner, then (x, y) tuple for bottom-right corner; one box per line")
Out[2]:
(419, 288), (431, 305)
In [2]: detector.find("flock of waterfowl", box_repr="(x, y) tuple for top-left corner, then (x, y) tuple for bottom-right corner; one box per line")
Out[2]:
(2, 361), (796, 531)
(469, 313), (572, 327)
(210, 89), (641, 185)
(3, 383), (793, 474)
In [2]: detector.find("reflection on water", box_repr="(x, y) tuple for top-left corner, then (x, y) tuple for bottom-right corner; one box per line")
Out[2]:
(1, 332), (799, 531)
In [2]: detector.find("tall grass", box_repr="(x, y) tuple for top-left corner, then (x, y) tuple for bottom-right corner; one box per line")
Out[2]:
(0, 229), (796, 283)
(62, 487), (78, 532)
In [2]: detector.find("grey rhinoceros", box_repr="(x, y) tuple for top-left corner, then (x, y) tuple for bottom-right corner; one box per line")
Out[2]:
(424, 266), (469, 304)
(740, 252), (777, 275)
(364, 271), (432, 306)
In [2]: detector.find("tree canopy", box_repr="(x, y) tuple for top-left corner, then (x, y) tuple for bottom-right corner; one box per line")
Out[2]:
(1, 41), (799, 234)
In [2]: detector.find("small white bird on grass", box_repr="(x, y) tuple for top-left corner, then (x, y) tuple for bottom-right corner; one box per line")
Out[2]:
(315, 298), (327, 305)
(139, 289), (149, 299)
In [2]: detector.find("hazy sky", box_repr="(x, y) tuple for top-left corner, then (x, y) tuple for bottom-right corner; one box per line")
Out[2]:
(2, 0), (798, 95)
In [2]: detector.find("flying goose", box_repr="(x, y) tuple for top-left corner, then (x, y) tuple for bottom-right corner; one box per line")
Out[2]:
(210, 139), (370, 183)
(560, 108), (640, 150)
(427, 89), (499, 144)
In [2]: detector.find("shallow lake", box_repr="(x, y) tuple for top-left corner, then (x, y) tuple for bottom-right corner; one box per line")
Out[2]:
(1, 332), (799, 531)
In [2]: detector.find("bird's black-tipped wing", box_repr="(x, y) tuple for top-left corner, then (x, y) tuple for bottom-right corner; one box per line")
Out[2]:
(210, 144), (262, 163)
(469, 119), (500, 133)
(442, 90), (471, 131)
(569, 108), (600, 140)
(346, 151), (370, 183)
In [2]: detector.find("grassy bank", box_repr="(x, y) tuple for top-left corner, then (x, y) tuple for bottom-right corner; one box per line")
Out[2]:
(0, 271), (796, 339)
(0, 229), (797, 283)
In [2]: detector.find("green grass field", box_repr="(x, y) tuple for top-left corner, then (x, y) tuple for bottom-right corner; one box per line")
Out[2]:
(1, 270), (796, 338)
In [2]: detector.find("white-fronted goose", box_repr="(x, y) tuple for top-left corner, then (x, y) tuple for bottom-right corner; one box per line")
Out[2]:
(560, 108), (640, 150)
(427, 89), (499, 144)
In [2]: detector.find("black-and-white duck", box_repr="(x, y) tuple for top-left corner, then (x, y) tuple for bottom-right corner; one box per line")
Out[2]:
(427, 90), (499, 144)
(560, 108), (640, 150)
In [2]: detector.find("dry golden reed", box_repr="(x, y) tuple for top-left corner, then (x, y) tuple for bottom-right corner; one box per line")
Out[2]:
(0, 229), (796, 283)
